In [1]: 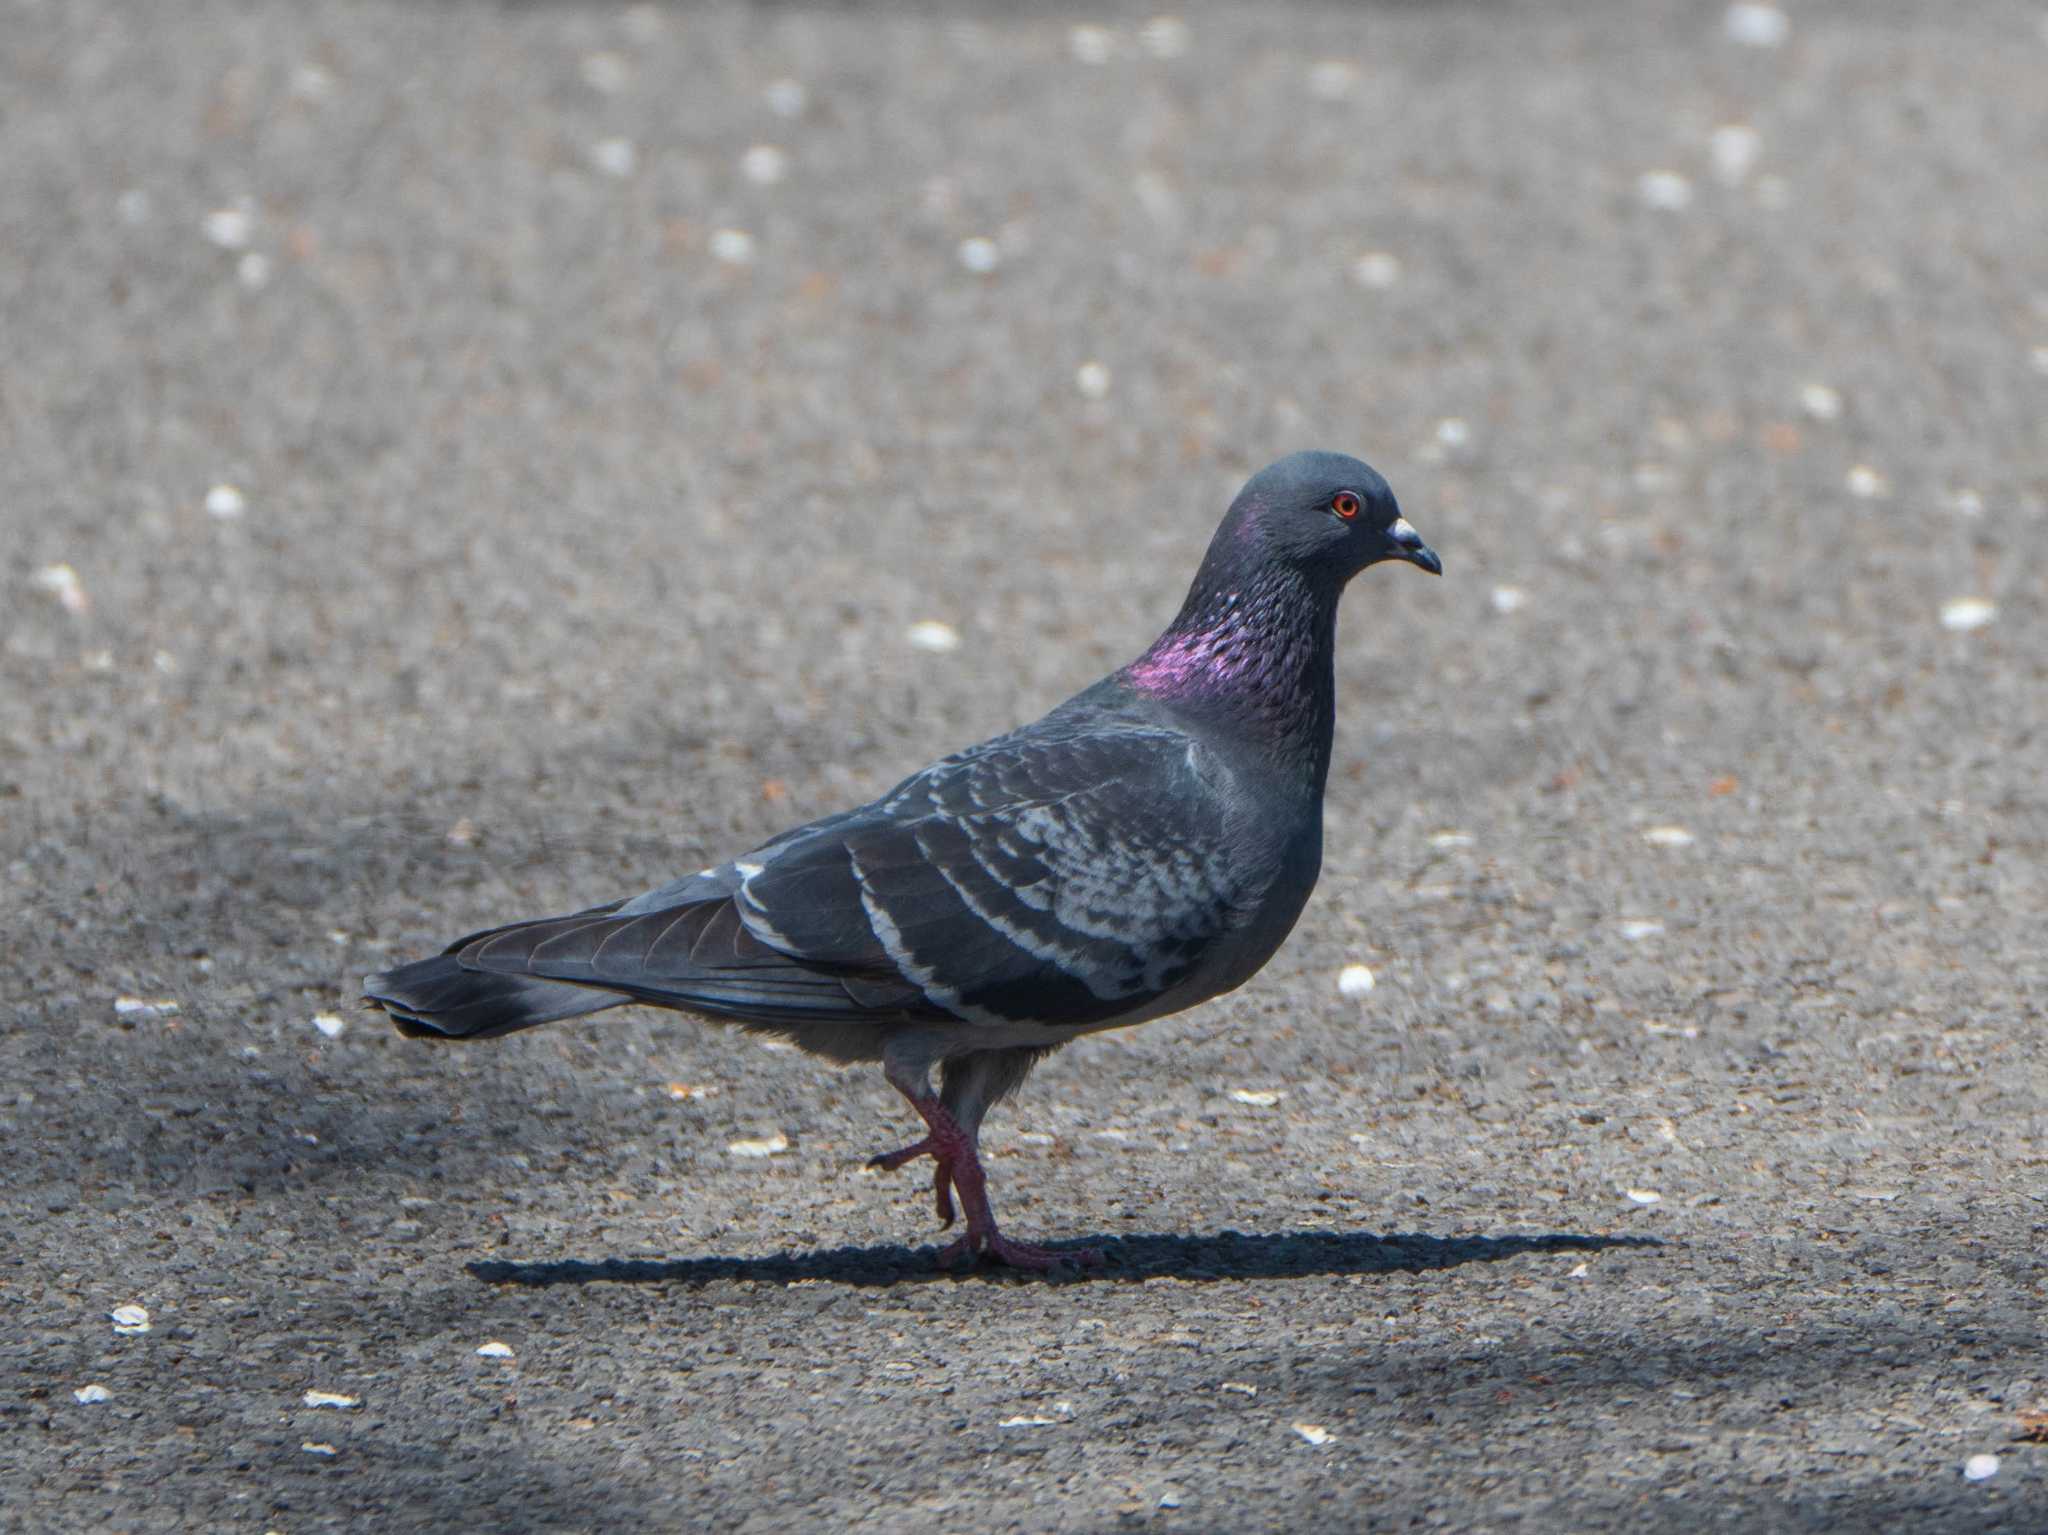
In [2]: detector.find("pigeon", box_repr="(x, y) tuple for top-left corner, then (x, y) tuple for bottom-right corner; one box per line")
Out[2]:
(364, 451), (1440, 1270)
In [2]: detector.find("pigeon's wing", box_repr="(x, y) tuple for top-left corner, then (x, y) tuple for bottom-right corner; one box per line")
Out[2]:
(733, 724), (1248, 1028)
(452, 723), (1249, 1032)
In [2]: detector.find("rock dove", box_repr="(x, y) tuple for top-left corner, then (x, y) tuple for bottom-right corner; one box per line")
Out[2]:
(364, 451), (1440, 1270)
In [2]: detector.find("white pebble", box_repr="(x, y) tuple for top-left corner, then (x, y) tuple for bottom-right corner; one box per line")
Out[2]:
(1641, 826), (1695, 848)
(301, 1441), (338, 1456)
(1140, 16), (1189, 59)
(1566, 1262), (1590, 1278)
(590, 137), (636, 178)
(302, 1390), (359, 1409)
(236, 252), (271, 290)
(1940, 597), (1997, 633)
(116, 188), (151, 225)
(1946, 488), (1985, 518)
(1074, 361), (1111, 400)
(727, 1132), (789, 1158)
(204, 483), (246, 520)
(476, 1341), (515, 1359)
(291, 63), (335, 100)
(203, 205), (254, 250)
(1617, 919), (1665, 941)
(1231, 1089), (1284, 1107)
(1709, 124), (1761, 185)
(1724, 2), (1789, 47)
(1428, 831), (1475, 849)
(444, 817), (478, 847)
(110, 1304), (151, 1334)
(1489, 585), (1526, 615)
(33, 562), (89, 616)
(580, 51), (629, 94)
(1638, 171), (1694, 211)
(1351, 251), (1401, 289)
(1624, 1188), (1663, 1205)
(957, 236), (1000, 274)
(906, 619), (962, 653)
(764, 79), (808, 118)
(1221, 1381), (1257, 1396)
(1435, 416), (1472, 450)
(311, 1012), (346, 1039)
(1068, 25), (1114, 64)
(1964, 1453), (2000, 1482)
(114, 996), (179, 1018)
(1292, 1422), (1333, 1446)
(1307, 60), (1357, 100)
(1845, 465), (1889, 499)
(1336, 964), (1376, 1000)
(1800, 382), (1842, 420)
(741, 144), (788, 186)
(709, 228), (756, 266)
(73, 1384), (112, 1404)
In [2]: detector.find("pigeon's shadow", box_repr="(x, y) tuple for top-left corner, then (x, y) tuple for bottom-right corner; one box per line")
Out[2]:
(468, 1228), (1655, 1288)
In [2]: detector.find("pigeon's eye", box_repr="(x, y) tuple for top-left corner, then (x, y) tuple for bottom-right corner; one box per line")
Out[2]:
(1330, 491), (1361, 520)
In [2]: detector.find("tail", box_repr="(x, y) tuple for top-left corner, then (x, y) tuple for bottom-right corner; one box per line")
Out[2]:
(364, 943), (633, 1042)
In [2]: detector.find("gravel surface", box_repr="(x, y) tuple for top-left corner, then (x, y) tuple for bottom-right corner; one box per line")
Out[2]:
(5, 2), (2046, 1530)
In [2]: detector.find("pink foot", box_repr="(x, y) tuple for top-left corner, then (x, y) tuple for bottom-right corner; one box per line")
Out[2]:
(867, 1077), (1101, 1273)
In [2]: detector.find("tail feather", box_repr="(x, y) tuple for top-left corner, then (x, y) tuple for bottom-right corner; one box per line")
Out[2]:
(363, 954), (631, 1040)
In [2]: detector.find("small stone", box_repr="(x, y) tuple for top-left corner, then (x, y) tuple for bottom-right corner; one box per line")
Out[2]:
(1231, 1089), (1284, 1107)
(1845, 465), (1889, 499)
(1428, 831), (1475, 849)
(1336, 964), (1376, 1000)
(1489, 585), (1526, 615)
(1617, 919), (1665, 941)
(727, 1132), (789, 1158)
(116, 188), (151, 225)
(741, 144), (788, 185)
(665, 1081), (719, 1101)
(1800, 383), (1842, 420)
(1709, 124), (1760, 185)
(590, 137), (636, 178)
(1068, 25), (1114, 64)
(1946, 488), (1985, 518)
(1624, 1188), (1663, 1205)
(301, 1441), (339, 1456)
(204, 483), (246, 520)
(110, 1304), (151, 1334)
(1075, 361), (1111, 400)
(1638, 171), (1693, 211)
(1307, 60), (1357, 100)
(1292, 1422), (1333, 1446)
(906, 619), (961, 653)
(1220, 1381), (1257, 1396)
(32, 562), (89, 616)
(1351, 251), (1401, 289)
(115, 996), (179, 1019)
(1641, 826), (1695, 848)
(764, 79), (808, 118)
(73, 1384), (111, 1404)
(236, 252), (271, 290)
(476, 1341), (515, 1359)
(1963, 1453), (2000, 1482)
(444, 817), (479, 847)
(580, 51), (629, 94)
(203, 205), (254, 250)
(1566, 1262), (1590, 1278)
(1939, 597), (1996, 633)
(957, 236), (1000, 274)
(1139, 17), (1189, 59)
(311, 1012), (346, 1039)
(1157, 1491), (1183, 1510)
(709, 228), (756, 266)
(1724, 2), (1789, 47)
(302, 1390), (359, 1409)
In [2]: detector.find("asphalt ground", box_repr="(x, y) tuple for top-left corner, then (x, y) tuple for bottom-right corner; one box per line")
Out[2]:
(4, 1), (2047, 1529)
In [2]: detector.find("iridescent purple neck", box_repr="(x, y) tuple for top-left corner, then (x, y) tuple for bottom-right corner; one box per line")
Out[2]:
(1123, 561), (1341, 785)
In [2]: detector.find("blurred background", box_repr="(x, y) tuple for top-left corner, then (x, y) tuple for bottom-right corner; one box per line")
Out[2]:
(4, 2), (2046, 1529)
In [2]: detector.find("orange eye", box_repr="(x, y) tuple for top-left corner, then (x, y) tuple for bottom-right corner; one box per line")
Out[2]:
(1331, 491), (1361, 519)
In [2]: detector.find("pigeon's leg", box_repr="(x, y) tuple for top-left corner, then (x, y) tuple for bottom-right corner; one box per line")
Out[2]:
(874, 1052), (1103, 1272)
(864, 1133), (957, 1225)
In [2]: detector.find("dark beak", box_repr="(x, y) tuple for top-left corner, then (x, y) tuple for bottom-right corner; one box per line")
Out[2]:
(1388, 516), (1442, 576)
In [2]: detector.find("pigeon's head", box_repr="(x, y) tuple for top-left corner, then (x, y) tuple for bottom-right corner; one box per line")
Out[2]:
(1228, 451), (1440, 582)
